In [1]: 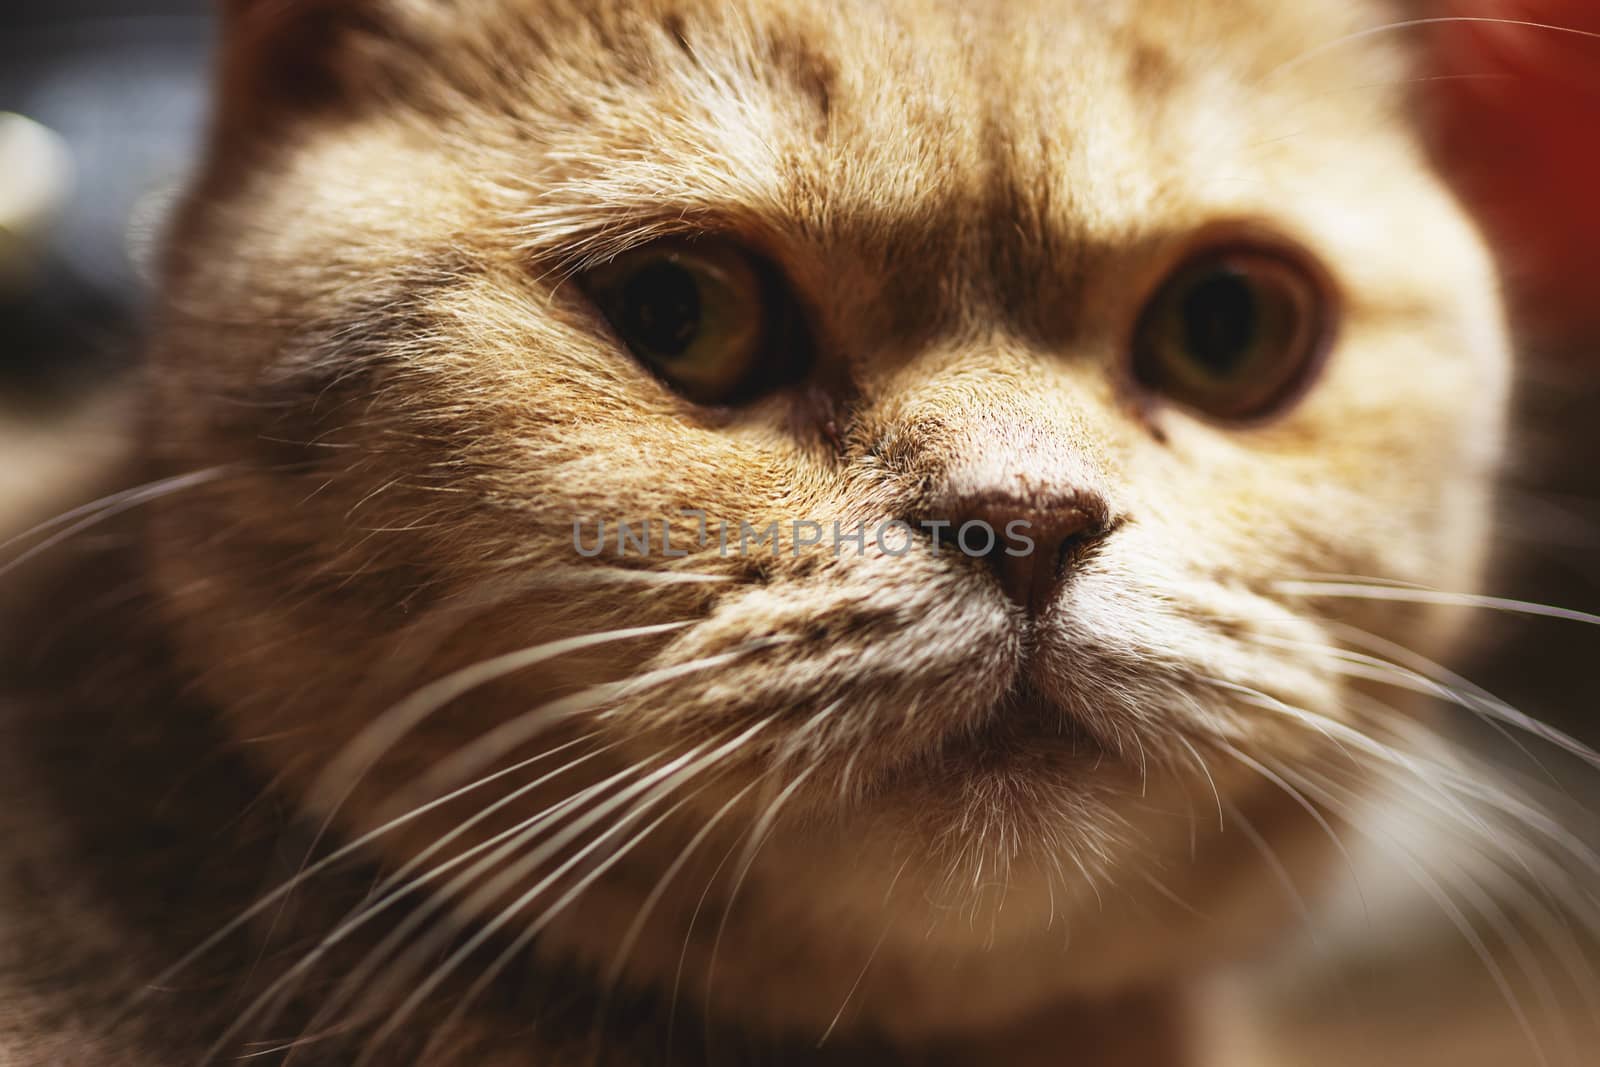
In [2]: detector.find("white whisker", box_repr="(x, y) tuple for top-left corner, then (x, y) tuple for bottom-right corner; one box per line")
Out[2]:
(137, 731), (600, 1021)
(1266, 16), (1600, 81)
(1274, 579), (1600, 628)
(702, 761), (819, 1036)
(360, 721), (766, 1064)
(0, 467), (229, 579)
(311, 622), (692, 815)
(431, 719), (776, 1059)
(423, 638), (786, 796)
(817, 922), (891, 1048)
(200, 738), (621, 1062)
(591, 778), (760, 1044)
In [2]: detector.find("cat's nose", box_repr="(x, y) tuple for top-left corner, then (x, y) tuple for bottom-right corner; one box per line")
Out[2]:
(954, 490), (1114, 615)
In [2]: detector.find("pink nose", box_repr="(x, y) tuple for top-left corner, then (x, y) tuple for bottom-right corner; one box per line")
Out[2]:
(953, 490), (1114, 615)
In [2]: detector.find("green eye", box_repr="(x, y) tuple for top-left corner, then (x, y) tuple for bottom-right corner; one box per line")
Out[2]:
(584, 241), (802, 405)
(1132, 245), (1332, 421)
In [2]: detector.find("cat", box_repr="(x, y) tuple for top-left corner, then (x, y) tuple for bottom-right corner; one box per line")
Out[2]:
(1, 1), (1578, 1064)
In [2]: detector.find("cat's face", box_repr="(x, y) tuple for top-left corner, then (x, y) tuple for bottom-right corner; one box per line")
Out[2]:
(149, 0), (1509, 1039)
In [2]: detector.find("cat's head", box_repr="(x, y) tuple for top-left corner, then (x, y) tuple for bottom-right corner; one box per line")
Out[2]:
(146, 0), (1510, 1039)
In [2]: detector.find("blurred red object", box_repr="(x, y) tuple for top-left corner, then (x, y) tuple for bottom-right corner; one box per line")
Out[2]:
(1427, 1), (1600, 339)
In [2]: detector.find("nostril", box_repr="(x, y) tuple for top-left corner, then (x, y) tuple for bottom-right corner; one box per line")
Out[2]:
(954, 493), (1114, 616)
(1047, 513), (1114, 572)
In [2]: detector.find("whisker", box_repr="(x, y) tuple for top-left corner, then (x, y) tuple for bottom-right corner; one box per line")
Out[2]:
(1175, 733), (1225, 834)
(702, 761), (820, 1039)
(359, 723), (765, 1064)
(1271, 760), (1556, 1067)
(589, 778), (761, 1051)
(199, 738), (621, 1062)
(1215, 740), (1368, 920)
(134, 732), (599, 1020)
(1245, 628), (1596, 775)
(666, 810), (746, 1058)
(1205, 680), (1545, 872)
(282, 752), (663, 1052)
(489, 563), (735, 587)
(1274, 579), (1600, 628)
(0, 467), (230, 579)
(428, 719), (776, 1062)
(350, 756), (705, 1046)
(1211, 675), (1600, 923)
(310, 622), (692, 816)
(816, 923), (891, 1048)
(422, 637), (788, 796)
(1266, 16), (1600, 81)
(1225, 799), (1317, 929)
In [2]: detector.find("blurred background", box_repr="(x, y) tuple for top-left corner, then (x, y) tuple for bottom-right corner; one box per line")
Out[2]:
(0, 0), (212, 404)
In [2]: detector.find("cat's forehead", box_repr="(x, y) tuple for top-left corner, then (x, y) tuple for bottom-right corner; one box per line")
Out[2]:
(447, 0), (1408, 327)
(468, 0), (1397, 153)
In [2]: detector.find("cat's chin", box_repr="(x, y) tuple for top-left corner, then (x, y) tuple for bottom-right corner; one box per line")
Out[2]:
(526, 751), (1313, 1045)
(505, 694), (1326, 1045)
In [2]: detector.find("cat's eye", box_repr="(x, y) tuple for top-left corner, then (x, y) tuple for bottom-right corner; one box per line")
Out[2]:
(1131, 244), (1332, 422)
(581, 241), (806, 405)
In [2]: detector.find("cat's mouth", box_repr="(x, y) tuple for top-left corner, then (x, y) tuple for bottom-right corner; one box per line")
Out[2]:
(945, 680), (1110, 770)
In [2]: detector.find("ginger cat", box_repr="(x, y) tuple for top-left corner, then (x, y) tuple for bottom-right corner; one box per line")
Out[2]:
(8, 2), (1588, 1065)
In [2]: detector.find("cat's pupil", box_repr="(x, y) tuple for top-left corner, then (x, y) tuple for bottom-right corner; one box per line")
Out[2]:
(1181, 270), (1259, 375)
(620, 261), (702, 359)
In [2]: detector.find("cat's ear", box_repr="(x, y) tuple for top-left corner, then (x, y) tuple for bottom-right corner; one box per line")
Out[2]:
(214, 0), (389, 126)
(1414, 0), (1600, 343)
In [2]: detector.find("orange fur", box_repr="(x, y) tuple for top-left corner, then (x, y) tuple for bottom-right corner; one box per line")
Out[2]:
(1, 2), (1530, 1064)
